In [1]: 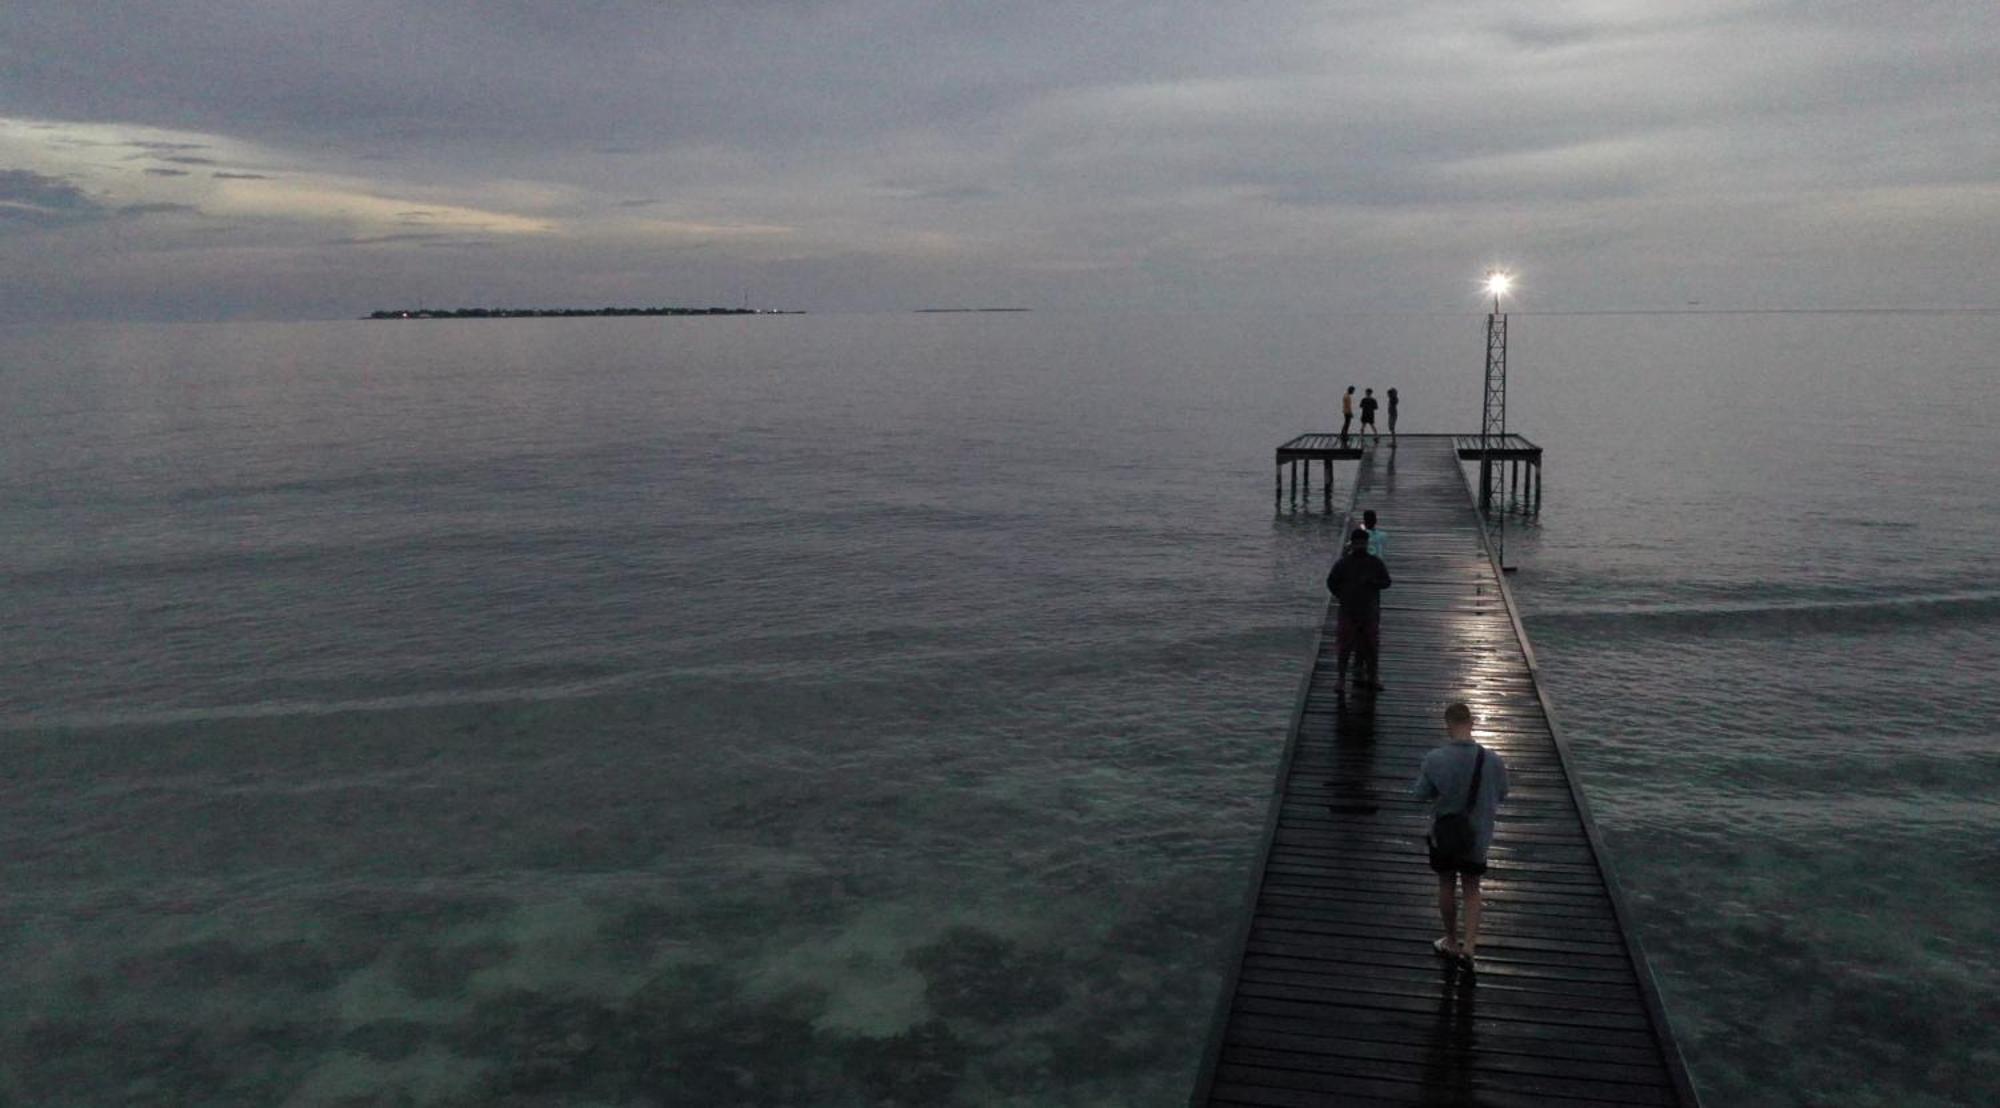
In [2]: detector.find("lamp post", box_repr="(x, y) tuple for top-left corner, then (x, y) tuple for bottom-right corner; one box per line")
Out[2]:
(1480, 271), (1511, 560)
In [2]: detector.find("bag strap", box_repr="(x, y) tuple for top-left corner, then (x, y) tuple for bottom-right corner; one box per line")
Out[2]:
(1460, 746), (1487, 816)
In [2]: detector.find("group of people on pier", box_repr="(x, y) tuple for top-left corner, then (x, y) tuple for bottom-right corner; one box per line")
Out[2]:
(1338, 385), (1397, 444)
(1325, 506), (1510, 969)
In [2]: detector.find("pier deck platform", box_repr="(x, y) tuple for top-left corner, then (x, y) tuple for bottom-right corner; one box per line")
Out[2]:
(1275, 431), (1542, 464)
(1196, 436), (1697, 1107)
(1276, 433), (1541, 510)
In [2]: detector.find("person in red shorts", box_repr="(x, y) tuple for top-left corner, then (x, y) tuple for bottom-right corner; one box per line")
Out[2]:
(1325, 527), (1391, 690)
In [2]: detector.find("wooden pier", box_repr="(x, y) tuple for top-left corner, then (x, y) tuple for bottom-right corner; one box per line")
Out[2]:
(1196, 436), (1697, 1107)
(1277, 433), (1543, 513)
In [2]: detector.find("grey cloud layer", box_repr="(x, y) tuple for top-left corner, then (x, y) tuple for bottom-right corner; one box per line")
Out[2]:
(0, 169), (99, 223)
(1, 0), (1997, 318)
(0, 169), (198, 227)
(5, 2), (1282, 154)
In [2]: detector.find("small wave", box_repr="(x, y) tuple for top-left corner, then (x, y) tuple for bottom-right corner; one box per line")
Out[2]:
(0, 668), (655, 733)
(1527, 589), (2000, 638)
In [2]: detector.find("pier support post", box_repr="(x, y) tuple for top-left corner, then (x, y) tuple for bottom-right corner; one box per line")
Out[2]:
(1275, 463), (1282, 508)
(1478, 459), (1493, 513)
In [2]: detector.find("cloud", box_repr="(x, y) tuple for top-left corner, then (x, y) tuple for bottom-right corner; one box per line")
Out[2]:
(322, 230), (515, 249)
(0, 168), (108, 225)
(0, 168), (97, 208)
(117, 201), (199, 217)
(0, 1), (1997, 318)
(0, 167), (193, 227)
(881, 182), (999, 202)
(325, 231), (449, 246)
(622, 218), (793, 238)
(209, 178), (555, 236)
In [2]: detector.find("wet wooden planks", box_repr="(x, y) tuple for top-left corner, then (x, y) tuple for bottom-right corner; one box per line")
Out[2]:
(1450, 433), (1543, 463)
(1195, 437), (1698, 1107)
(1277, 433), (1366, 462)
(1275, 431), (1543, 464)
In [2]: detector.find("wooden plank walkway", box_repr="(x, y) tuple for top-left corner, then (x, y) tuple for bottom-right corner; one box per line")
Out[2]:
(1276, 433), (1543, 513)
(1448, 433), (1542, 463)
(1276, 433), (1366, 462)
(1194, 437), (1698, 1107)
(1275, 431), (1542, 463)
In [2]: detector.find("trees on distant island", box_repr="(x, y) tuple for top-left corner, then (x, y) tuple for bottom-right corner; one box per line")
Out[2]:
(366, 307), (801, 319)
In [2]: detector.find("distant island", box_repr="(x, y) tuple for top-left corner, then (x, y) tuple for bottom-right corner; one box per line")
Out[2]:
(914, 308), (1030, 313)
(366, 306), (803, 319)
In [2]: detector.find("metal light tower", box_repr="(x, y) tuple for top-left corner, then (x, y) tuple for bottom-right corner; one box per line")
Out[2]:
(1479, 272), (1511, 558)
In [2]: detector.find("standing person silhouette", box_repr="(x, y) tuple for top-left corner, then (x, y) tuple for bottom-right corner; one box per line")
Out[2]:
(1386, 387), (1399, 442)
(1359, 388), (1380, 440)
(1362, 509), (1387, 559)
(1325, 527), (1391, 690)
(1414, 702), (1510, 968)
(1340, 386), (1356, 445)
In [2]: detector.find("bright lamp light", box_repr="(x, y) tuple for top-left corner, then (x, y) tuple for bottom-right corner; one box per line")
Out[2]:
(1486, 272), (1512, 298)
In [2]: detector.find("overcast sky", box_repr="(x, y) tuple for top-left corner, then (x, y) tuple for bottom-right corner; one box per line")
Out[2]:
(2, 1), (1996, 320)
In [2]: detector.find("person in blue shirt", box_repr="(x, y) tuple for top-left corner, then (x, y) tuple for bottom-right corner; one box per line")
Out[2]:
(1413, 702), (1510, 967)
(1362, 509), (1387, 559)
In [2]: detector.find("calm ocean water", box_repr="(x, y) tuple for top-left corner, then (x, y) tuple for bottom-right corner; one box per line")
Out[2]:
(0, 311), (1994, 1105)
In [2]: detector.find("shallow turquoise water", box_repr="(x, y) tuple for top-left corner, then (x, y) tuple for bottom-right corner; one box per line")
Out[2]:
(0, 311), (1994, 1104)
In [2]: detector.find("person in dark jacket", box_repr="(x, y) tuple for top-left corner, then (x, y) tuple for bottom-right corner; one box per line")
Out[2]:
(1325, 527), (1392, 689)
(1359, 388), (1379, 439)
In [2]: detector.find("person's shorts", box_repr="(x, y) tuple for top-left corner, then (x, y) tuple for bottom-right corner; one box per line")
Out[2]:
(1428, 840), (1489, 876)
(1335, 614), (1380, 656)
